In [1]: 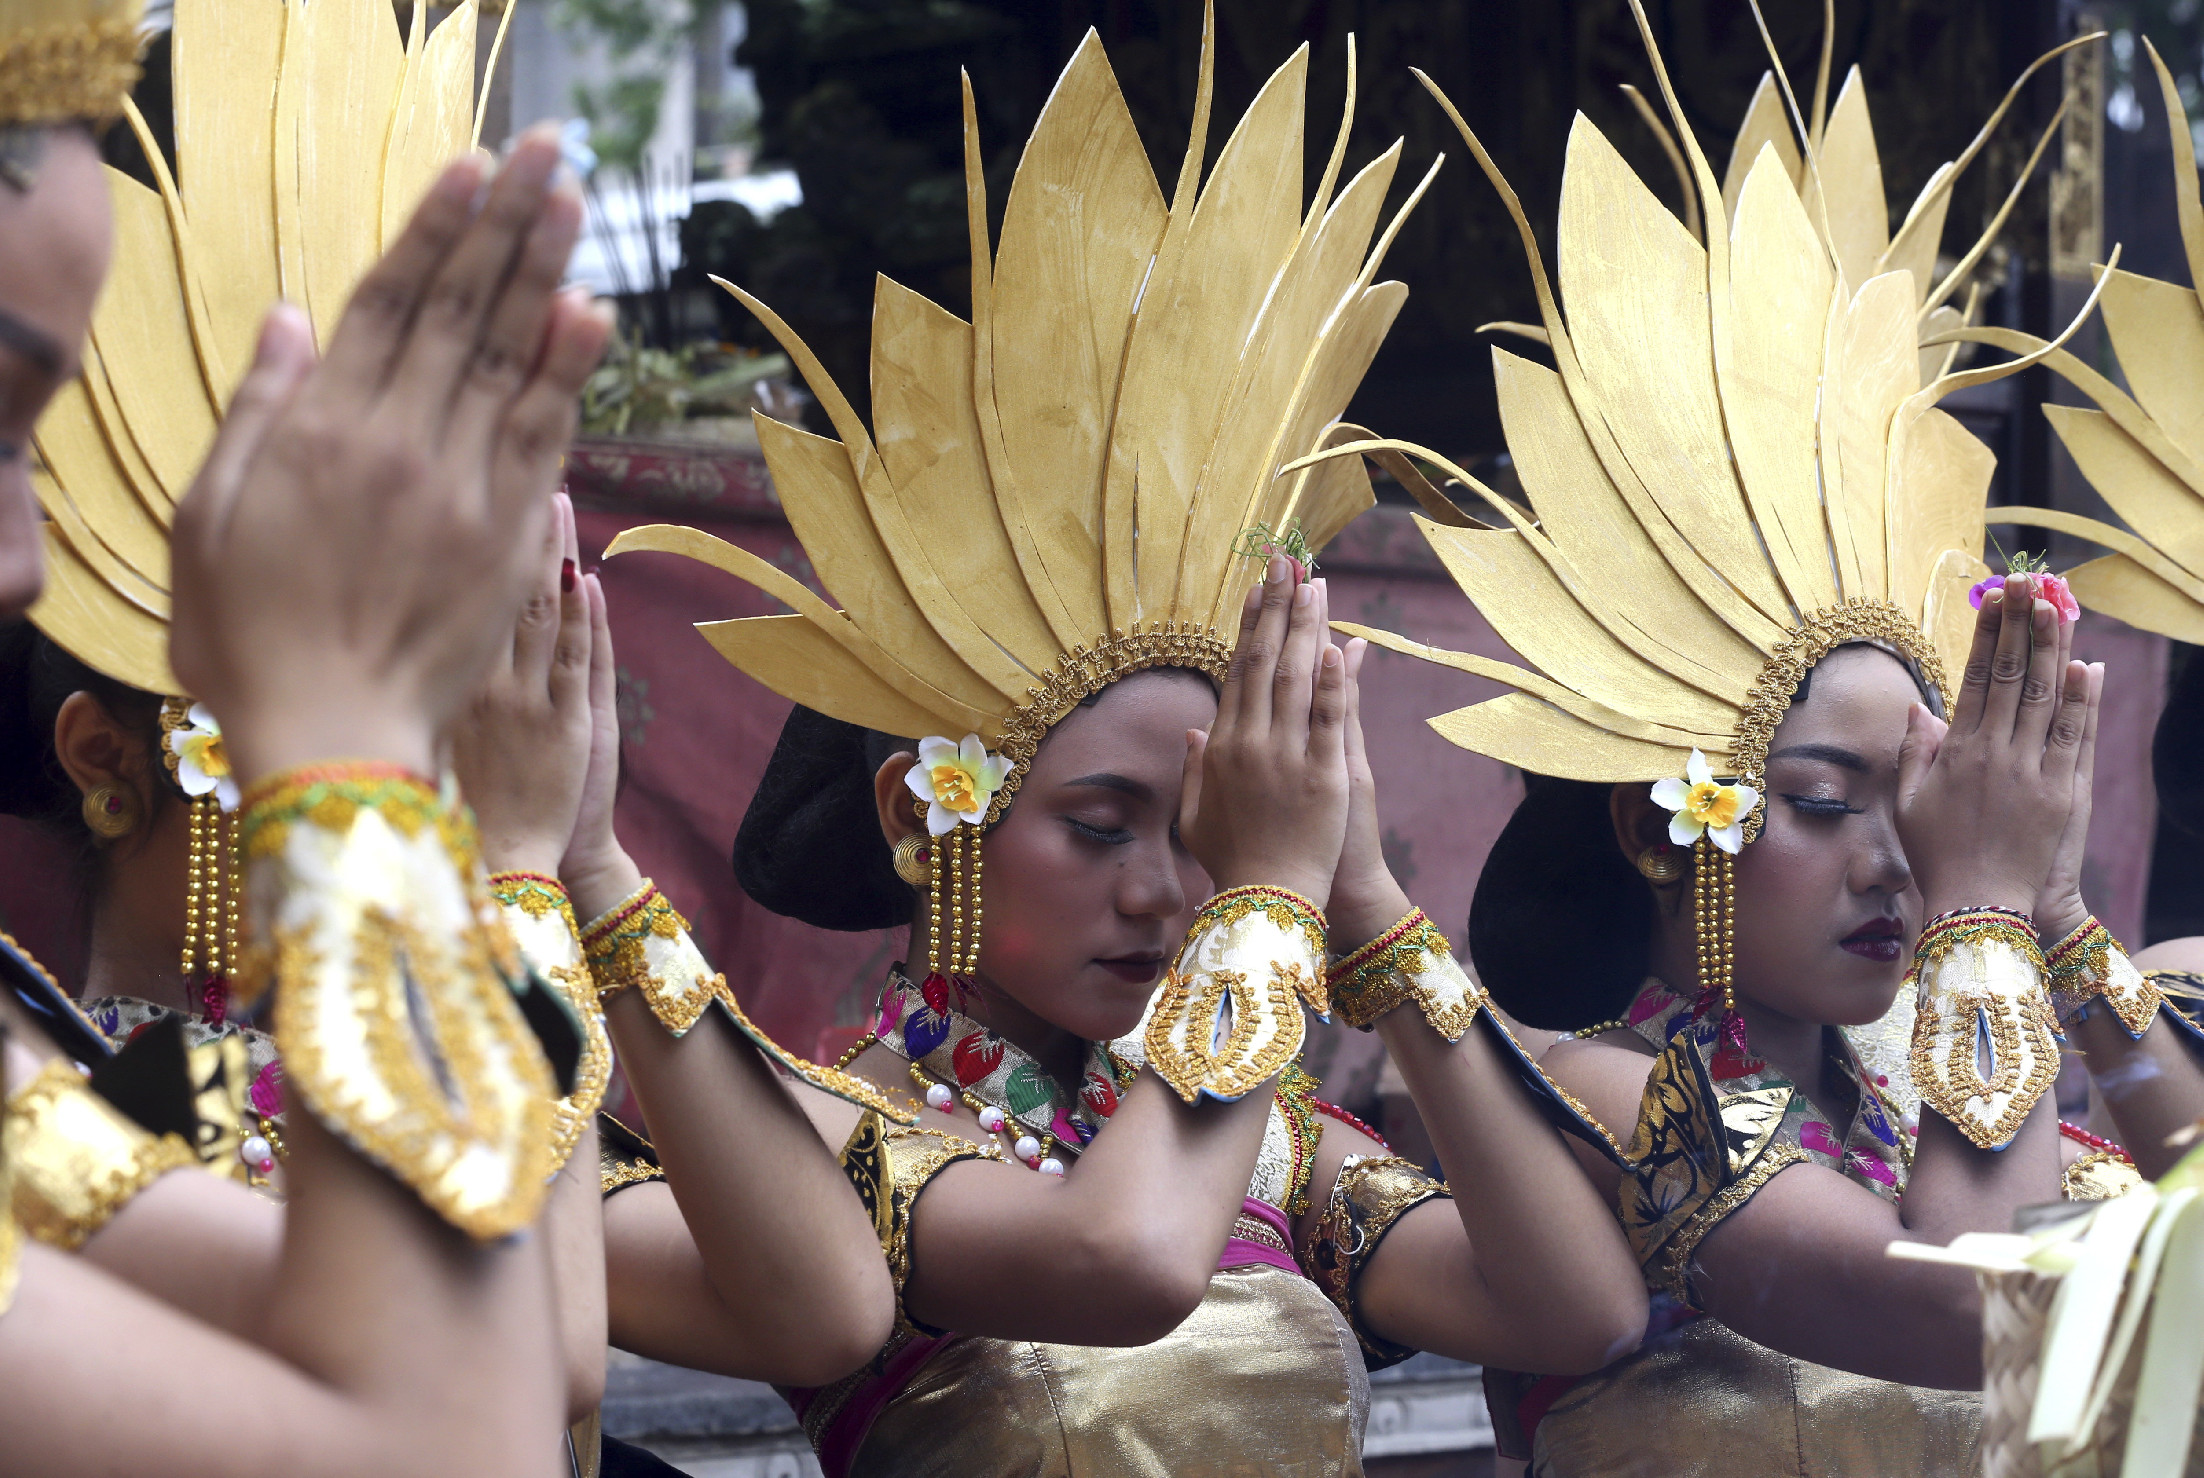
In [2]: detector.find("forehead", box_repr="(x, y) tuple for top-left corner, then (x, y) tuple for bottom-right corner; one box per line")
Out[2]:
(1027, 670), (1219, 784)
(1769, 646), (1922, 765)
(0, 127), (110, 376)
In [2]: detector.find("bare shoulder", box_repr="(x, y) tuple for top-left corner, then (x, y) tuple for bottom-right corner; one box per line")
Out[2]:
(1540, 1031), (1657, 1136)
(2134, 935), (2204, 974)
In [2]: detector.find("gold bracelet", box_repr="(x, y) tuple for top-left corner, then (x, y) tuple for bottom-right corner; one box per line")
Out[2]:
(237, 761), (558, 1240)
(2044, 915), (2163, 1039)
(1908, 906), (2059, 1150)
(1326, 907), (1487, 1041)
(1144, 885), (1328, 1102)
(490, 872), (610, 1176)
(6, 1059), (198, 1251)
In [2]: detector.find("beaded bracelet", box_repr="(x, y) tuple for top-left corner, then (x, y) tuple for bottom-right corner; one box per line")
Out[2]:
(1913, 905), (2044, 971)
(489, 870), (583, 939)
(579, 880), (676, 1000)
(1328, 907), (1440, 1030)
(1195, 885), (1329, 955)
(2044, 915), (2163, 1038)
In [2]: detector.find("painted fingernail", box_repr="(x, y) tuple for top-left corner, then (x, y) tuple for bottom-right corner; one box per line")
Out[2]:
(561, 558), (577, 593)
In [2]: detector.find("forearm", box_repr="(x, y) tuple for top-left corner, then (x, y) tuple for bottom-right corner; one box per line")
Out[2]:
(604, 997), (894, 1366)
(544, 1119), (608, 1420)
(1897, 1106), (2062, 1253)
(1376, 1014), (1646, 1368)
(2070, 1008), (2204, 1178)
(79, 1169), (284, 1341)
(902, 1074), (1277, 1344)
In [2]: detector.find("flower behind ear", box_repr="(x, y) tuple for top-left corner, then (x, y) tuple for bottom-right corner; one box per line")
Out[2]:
(904, 733), (1010, 833)
(1651, 749), (1757, 855)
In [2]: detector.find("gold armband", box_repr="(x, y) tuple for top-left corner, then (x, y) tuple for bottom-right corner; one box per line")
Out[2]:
(235, 764), (558, 1240)
(583, 880), (913, 1122)
(6, 1059), (197, 1251)
(1305, 1153), (1451, 1367)
(1907, 907), (2060, 1150)
(838, 1112), (1003, 1337)
(489, 872), (611, 1174)
(596, 1112), (665, 1198)
(1143, 885), (1327, 1103)
(2044, 916), (2163, 1039)
(1327, 907), (1488, 1040)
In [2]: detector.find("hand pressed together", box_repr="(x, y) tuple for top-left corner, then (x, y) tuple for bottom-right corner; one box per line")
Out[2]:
(1178, 556), (1350, 909)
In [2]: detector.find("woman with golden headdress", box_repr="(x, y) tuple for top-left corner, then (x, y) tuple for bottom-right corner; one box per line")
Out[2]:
(0, 0), (635, 1466)
(1, 8), (902, 1471)
(1289, 8), (2160, 1474)
(571, 12), (1652, 1476)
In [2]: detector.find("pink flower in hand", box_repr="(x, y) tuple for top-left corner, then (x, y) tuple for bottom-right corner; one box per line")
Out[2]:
(1970, 569), (2080, 625)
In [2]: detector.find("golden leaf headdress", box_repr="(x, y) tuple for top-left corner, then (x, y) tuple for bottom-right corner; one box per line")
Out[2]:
(1970, 40), (2204, 646)
(1305, 5), (2099, 829)
(607, 13), (1432, 818)
(0, 0), (142, 127)
(29, 0), (509, 696)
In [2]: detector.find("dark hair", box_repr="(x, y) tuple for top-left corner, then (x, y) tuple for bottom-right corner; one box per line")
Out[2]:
(732, 705), (914, 931)
(735, 669), (1220, 932)
(1468, 774), (1651, 1031)
(0, 621), (165, 835)
(2156, 647), (2204, 837)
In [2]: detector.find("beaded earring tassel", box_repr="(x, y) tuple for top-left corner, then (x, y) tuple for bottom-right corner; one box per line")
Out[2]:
(916, 804), (987, 986)
(1692, 837), (1737, 1013)
(180, 798), (241, 1019)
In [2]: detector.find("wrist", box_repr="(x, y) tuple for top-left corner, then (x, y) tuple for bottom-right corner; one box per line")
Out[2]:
(223, 704), (438, 788)
(1212, 866), (1331, 912)
(563, 848), (645, 922)
(1326, 877), (1415, 955)
(2036, 896), (2092, 948)
(479, 837), (568, 879)
(1921, 885), (2037, 924)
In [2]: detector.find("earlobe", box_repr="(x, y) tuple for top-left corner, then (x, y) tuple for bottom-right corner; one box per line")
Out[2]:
(51, 689), (143, 800)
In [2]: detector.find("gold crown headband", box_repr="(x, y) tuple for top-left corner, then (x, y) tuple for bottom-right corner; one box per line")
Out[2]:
(1294, 1), (2103, 1013)
(609, 10), (1431, 980)
(1958, 39), (2204, 646)
(0, 0), (143, 129)
(28, 0), (509, 995)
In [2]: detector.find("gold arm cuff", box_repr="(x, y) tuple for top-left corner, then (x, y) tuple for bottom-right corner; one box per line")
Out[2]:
(1327, 908), (1488, 1040)
(1143, 886), (1325, 1103)
(6, 1059), (197, 1250)
(2045, 917), (2164, 1039)
(492, 873), (611, 1175)
(837, 1113), (1004, 1338)
(1908, 911), (2059, 1151)
(237, 764), (558, 1240)
(1305, 1153), (1451, 1367)
(1653, 1144), (1809, 1308)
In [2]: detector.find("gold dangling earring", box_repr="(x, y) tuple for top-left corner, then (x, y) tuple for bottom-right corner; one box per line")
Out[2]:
(1690, 837), (1737, 1013)
(963, 823), (984, 978)
(82, 784), (139, 839)
(892, 833), (933, 886)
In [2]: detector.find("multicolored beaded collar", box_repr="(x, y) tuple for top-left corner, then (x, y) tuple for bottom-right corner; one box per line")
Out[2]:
(849, 968), (1134, 1173)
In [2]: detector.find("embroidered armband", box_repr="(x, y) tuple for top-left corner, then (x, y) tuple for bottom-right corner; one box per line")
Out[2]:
(1328, 907), (1487, 1040)
(490, 872), (611, 1175)
(1907, 907), (2059, 1150)
(2151, 970), (2204, 1053)
(596, 1111), (665, 1198)
(838, 1113), (1003, 1338)
(1305, 1153), (1450, 1367)
(2044, 917), (2163, 1039)
(234, 764), (558, 1239)
(1144, 885), (1327, 1103)
(581, 879), (913, 1124)
(6, 1058), (198, 1251)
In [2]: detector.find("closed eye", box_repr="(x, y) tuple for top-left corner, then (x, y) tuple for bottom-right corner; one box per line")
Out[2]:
(1067, 817), (1134, 845)
(1782, 793), (1861, 817)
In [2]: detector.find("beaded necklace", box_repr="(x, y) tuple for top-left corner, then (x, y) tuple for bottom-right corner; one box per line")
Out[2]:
(841, 967), (1132, 1174)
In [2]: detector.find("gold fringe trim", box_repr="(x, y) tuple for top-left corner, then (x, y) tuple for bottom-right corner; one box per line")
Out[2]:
(0, 18), (143, 127)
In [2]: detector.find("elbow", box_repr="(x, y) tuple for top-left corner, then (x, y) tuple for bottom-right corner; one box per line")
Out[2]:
(564, 1348), (608, 1427)
(770, 1300), (898, 1389)
(1066, 1224), (1210, 1346)
(1550, 1289), (1649, 1377)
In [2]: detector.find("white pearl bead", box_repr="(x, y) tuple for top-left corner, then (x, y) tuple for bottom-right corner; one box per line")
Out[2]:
(925, 1083), (954, 1112)
(241, 1135), (272, 1165)
(1037, 1157), (1066, 1176)
(1013, 1134), (1041, 1162)
(976, 1106), (1006, 1133)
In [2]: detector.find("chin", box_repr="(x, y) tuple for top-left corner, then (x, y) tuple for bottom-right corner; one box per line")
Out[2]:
(1819, 957), (1907, 1027)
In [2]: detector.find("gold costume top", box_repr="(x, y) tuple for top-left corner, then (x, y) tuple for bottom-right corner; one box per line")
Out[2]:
(775, 959), (1453, 1478)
